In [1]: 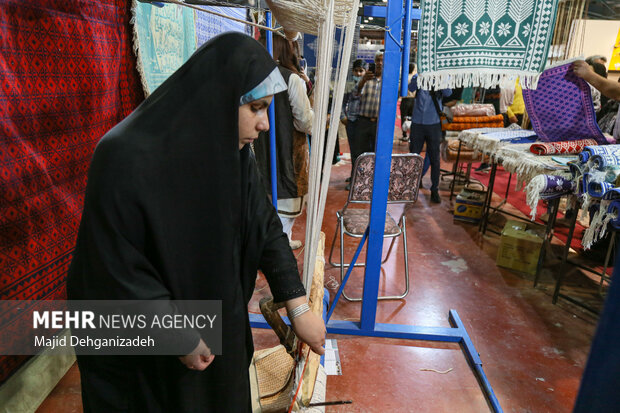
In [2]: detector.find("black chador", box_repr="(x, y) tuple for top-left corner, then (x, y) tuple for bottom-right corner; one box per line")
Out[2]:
(67, 33), (305, 412)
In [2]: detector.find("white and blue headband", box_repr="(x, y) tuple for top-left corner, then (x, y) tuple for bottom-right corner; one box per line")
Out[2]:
(239, 67), (287, 106)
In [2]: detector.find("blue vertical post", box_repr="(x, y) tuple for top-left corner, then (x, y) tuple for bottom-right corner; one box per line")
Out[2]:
(400, 0), (412, 97)
(360, 0), (403, 331)
(265, 11), (278, 209)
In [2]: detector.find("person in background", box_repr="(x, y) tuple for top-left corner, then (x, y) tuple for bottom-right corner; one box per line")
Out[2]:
(591, 62), (609, 110)
(574, 60), (620, 142)
(355, 51), (384, 166)
(254, 34), (313, 250)
(482, 86), (501, 116)
(399, 62), (417, 143)
(475, 86), (504, 172)
(499, 79), (525, 126)
(586, 55), (607, 66)
(408, 76), (452, 204)
(341, 59), (366, 190)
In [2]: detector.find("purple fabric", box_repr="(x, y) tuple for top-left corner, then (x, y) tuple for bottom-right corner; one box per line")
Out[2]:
(540, 175), (576, 199)
(522, 62), (607, 144)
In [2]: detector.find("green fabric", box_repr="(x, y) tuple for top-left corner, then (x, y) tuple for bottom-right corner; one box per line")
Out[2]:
(133, 1), (196, 94)
(417, 0), (559, 90)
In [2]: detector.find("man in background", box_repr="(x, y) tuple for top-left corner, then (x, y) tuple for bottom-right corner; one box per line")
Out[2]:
(342, 59), (366, 190)
(408, 76), (452, 204)
(355, 51), (384, 158)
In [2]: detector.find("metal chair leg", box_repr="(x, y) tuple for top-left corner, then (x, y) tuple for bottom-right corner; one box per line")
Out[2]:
(328, 216), (341, 267)
(342, 216), (410, 301)
(330, 218), (397, 268)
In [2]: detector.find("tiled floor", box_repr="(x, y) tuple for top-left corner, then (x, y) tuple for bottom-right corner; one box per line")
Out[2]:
(36, 138), (599, 413)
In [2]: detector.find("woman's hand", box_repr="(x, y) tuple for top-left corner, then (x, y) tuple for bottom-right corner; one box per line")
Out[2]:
(572, 60), (594, 81)
(291, 310), (326, 355)
(286, 297), (326, 355)
(179, 338), (215, 371)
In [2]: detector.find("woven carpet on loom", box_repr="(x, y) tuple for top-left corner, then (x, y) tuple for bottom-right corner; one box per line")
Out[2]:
(522, 62), (607, 144)
(0, 0), (144, 384)
(417, 0), (560, 89)
(132, 0), (196, 94)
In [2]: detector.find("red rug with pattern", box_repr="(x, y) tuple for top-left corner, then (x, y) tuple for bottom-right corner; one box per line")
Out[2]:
(0, 0), (144, 384)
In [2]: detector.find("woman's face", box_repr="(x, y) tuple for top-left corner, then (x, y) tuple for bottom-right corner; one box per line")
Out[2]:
(238, 96), (272, 149)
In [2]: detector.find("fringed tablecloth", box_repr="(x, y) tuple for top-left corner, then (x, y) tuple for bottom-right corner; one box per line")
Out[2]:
(495, 143), (572, 189)
(458, 128), (537, 158)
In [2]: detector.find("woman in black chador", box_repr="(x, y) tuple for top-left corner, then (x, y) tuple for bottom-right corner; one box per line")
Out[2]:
(67, 32), (325, 412)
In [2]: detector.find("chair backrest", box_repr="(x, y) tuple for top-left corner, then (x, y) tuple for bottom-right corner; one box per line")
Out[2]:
(348, 152), (424, 204)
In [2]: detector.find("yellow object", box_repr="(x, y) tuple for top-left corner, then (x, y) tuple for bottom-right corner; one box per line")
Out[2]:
(506, 81), (525, 118)
(453, 188), (486, 224)
(610, 27), (620, 72)
(496, 220), (545, 275)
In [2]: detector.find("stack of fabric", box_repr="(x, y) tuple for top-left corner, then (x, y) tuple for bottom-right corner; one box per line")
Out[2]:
(443, 115), (505, 131)
(451, 104), (496, 117)
(527, 144), (620, 248)
(442, 139), (483, 163)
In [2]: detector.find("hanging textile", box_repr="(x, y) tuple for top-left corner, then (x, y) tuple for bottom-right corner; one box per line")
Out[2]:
(132, 0), (196, 94)
(195, 6), (250, 47)
(417, 0), (560, 90)
(522, 62), (607, 144)
(529, 139), (598, 155)
(0, 0), (144, 384)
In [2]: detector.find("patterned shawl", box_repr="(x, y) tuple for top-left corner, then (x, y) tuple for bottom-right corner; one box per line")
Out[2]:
(522, 62), (607, 144)
(132, 1), (197, 94)
(526, 174), (576, 219)
(582, 145), (620, 170)
(417, 0), (560, 90)
(530, 139), (598, 155)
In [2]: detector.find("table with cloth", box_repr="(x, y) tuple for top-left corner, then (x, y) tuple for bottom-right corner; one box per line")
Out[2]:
(453, 128), (580, 284)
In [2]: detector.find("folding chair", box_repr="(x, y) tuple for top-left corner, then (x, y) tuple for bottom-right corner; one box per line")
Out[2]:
(328, 152), (424, 301)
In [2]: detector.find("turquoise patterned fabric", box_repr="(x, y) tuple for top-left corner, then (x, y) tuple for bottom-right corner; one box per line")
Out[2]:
(133, 2), (196, 94)
(417, 0), (560, 90)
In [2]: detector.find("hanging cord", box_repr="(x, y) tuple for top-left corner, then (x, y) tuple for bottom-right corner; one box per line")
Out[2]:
(159, 0), (284, 32)
(302, 0), (359, 291)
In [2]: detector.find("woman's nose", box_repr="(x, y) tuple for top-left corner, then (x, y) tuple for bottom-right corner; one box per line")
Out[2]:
(257, 112), (269, 131)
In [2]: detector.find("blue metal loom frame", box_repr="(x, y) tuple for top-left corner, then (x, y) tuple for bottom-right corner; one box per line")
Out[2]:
(252, 1), (502, 411)
(265, 11), (278, 209)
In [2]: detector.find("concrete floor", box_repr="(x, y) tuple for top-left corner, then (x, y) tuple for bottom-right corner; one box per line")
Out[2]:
(36, 138), (599, 413)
